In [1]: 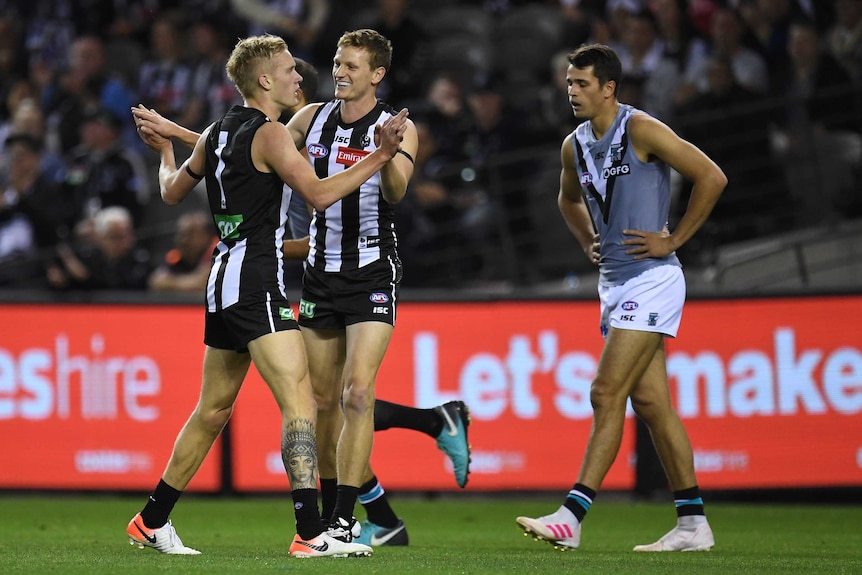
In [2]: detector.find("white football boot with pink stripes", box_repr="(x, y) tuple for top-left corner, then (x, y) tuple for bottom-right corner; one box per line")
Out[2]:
(516, 506), (580, 550)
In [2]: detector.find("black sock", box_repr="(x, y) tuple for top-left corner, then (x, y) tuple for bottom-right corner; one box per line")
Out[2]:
(140, 479), (182, 529)
(563, 483), (596, 524)
(673, 486), (705, 517)
(292, 488), (323, 540)
(374, 399), (441, 437)
(320, 477), (337, 523)
(358, 476), (399, 528)
(332, 485), (359, 523)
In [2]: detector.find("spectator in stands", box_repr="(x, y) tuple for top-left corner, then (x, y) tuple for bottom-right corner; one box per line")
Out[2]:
(738, 0), (803, 88)
(48, 205), (152, 291)
(828, 0), (862, 84)
(398, 73), (480, 285)
(689, 7), (770, 97)
(137, 13), (192, 123)
(3, 98), (66, 184)
(676, 55), (788, 257)
(771, 17), (862, 221)
(363, 0), (433, 108)
(642, 0), (709, 124)
(617, 8), (665, 78)
(3, 133), (72, 286)
(148, 210), (216, 293)
(229, 0), (330, 62)
(181, 18), (244, 132)
(62, 107), (149, 231)
(40, 35), (138, 154)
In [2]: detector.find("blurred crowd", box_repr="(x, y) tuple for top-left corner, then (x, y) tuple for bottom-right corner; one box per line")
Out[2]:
(1, 0), (861, 292)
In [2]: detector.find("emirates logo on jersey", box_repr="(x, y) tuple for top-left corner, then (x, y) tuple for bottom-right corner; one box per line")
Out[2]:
(336, 147), (370, 166)
(307, 143), (329, 158)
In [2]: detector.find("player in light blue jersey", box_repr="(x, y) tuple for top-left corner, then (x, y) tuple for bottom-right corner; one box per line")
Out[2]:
(516, 43), (726, 552)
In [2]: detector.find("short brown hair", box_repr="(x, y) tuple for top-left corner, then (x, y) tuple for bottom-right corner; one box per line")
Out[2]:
(337, 29), (392, 71)
(226, 34), (287, 99)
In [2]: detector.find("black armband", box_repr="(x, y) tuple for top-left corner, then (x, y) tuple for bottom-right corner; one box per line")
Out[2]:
(185, 164), (204, 180)
(396, 149), (415, 164)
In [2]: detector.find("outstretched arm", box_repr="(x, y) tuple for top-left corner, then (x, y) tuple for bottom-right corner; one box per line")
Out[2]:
(257, 108), (410, 211)
(132, 105), (201, 150)
(134, 106), (208, 206)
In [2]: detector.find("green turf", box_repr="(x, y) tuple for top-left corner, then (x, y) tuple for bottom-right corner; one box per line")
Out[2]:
(0, 494), (860, 574)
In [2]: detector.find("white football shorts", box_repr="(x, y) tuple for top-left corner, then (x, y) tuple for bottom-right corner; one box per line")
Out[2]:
(599, 264), (685, 338)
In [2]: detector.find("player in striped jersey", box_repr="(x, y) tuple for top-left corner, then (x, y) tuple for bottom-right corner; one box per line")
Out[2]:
(516, 44), (726, 552)
(132, 53), (468, 547)
(127, 34), (407, 558)
(282, 29), (420, 541)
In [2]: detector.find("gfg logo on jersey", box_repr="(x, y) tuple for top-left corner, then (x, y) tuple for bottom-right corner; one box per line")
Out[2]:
(602, 164), (630, 178)
(580, 172), (593, 187)
(622, 301), (638, 311)
(307, 143), (328, 158)
(369, 293), (390, 303)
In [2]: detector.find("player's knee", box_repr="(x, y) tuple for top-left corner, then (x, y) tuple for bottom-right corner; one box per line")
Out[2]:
(194, 404), (233, 434)
(341, 382), (375, 415)
(589, 377), (627, 411)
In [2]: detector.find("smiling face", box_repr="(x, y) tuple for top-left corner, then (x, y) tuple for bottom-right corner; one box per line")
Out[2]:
(332, 45), (382, 102)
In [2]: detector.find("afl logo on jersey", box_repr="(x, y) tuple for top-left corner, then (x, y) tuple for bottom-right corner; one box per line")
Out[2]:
(580, 172), (594, 187)
(369, 292), (390, 304)
(622, 301), (638, 311)
(307, 143), (329, 158)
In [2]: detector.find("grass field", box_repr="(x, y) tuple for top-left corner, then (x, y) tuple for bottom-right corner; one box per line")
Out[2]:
(1, 494), (860, 574)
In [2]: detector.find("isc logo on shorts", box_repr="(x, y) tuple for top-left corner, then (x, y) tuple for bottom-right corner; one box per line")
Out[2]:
(369, 293), (389, 303)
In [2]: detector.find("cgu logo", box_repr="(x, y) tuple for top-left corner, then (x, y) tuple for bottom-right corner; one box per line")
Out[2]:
(307, 143), (328, 158)
(215, 214), (243, 239)
(602, 164), (630, 178)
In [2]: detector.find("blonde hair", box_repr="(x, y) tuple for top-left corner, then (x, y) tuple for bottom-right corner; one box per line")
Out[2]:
(225, 35), (288, 99)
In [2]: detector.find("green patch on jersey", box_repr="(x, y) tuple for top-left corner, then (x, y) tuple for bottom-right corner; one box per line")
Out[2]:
(214, 214), (243, 239)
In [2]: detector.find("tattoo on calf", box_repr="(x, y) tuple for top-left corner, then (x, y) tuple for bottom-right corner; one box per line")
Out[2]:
(283, 419), (318, 490)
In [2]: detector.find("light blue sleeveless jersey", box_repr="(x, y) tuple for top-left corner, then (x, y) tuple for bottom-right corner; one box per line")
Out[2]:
(571, 104), (681, 286)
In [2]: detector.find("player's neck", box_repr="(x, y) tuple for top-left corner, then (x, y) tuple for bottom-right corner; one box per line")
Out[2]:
(339, 93), (377, 124)
(244, 94), (285, 123)
(589, 101), (620, 140)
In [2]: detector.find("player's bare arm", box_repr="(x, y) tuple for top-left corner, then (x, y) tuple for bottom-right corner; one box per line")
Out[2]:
(132, 105), (201, 150)
(134, 104), (209, 206)
(559, 135), (600, 265)
(622, 113), (727, 260)
(379, 115), (417, 204)
(157, 128), (209, 206)
(255, 108), (408, 210)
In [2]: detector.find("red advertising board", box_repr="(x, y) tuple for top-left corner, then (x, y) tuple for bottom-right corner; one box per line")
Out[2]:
(2, 296), (860, 492)
(0, 305), (221, 491)
(231, 297), (862, 491)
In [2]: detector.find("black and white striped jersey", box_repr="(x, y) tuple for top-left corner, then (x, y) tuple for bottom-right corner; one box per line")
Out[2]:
(304, 99), (399, 272)
(203, 105), (292, 312)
